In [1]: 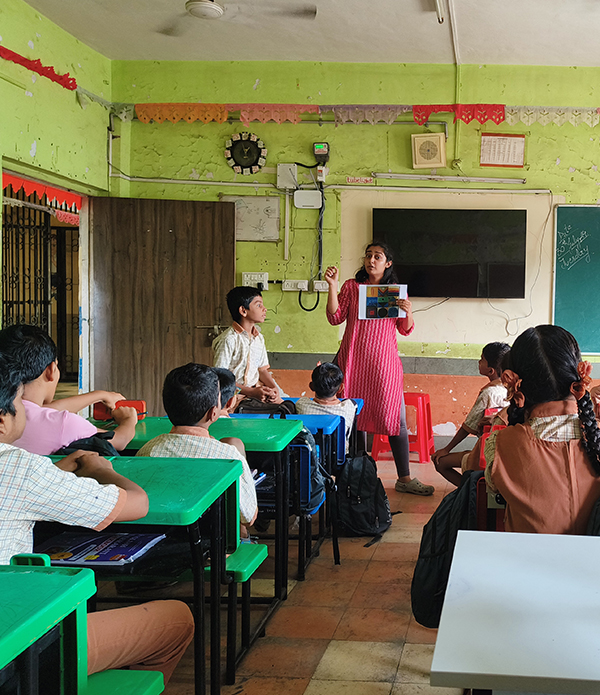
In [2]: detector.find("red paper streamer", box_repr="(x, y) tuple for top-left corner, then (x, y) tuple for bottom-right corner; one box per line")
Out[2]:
(0, 45), (77, 91)
(54, 209), (80, 226)
(413, 104), (505, 126)
(2, 173), (82, 211)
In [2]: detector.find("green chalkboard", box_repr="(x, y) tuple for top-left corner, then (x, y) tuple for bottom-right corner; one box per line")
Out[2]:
(554, 206), (600, 353)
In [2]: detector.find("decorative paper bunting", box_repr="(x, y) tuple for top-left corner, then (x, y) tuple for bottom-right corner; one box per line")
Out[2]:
(0, 45), (77, 90)
(53, 209), (80, 226)
(2, 173), (82, 211)
(135, 103), (229, 124)
(412, 104), (505, 125)
(505, 105), (600, 127)
(228, 103), (319, 126)
(319, 105), (412, 126)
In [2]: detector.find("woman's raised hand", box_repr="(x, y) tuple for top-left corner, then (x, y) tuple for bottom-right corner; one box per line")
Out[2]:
(325, 266), (339, 287)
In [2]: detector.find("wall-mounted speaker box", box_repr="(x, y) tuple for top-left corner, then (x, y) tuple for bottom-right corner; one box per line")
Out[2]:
(411, 132), (447, 169)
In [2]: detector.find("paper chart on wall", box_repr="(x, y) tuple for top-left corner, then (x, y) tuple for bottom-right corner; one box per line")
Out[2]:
(358, 284), (407, 320)
(221, 195), (280, 241)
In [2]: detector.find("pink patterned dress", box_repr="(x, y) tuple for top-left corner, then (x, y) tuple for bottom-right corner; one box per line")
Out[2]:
(327, 279), (414, 436)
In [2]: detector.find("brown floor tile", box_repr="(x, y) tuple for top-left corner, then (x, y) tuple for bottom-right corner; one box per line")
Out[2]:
(221, 676), (310, 695)
(361, 561), (415, 584)
(331, 537), (379, 560)
(405, 617), (438, 645)
(236, 637), (329, 678)
(286, 580), (359, 607)
(372, 543), (419, 562)
(305, 558), (367, 582)
(333, 607), (411, 642)
(314, 640), (403, 682)
(349, 583), (412, 611)
(266, 605), (344, 639)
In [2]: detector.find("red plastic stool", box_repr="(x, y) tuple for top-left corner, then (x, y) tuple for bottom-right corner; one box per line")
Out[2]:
(371, 392), (435, 464)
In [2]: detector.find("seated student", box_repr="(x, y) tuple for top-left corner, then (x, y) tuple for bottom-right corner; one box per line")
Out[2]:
(432, 341), (511, 486)
(212, 286), (284, 405)
(213, 367), (238, 417)
(485, 325), (600, 534)
(0, 355), (193, 683)
(0, 325), (138, 455)
(138, 363), (258, 529)
(295, 362), (357, 451)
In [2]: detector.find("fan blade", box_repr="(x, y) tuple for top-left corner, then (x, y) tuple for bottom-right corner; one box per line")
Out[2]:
(264, 5), (317, 19)
(156, 13), (188, 36)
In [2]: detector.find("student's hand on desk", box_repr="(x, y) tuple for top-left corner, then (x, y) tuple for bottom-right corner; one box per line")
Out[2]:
(71, 451), (115, 478)
(93, 390), (126, 410)
(112, 405), (138, 423)
(53, 450), (92, 472)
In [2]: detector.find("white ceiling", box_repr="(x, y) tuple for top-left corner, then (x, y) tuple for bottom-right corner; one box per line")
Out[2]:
(21, 0), (600, 65)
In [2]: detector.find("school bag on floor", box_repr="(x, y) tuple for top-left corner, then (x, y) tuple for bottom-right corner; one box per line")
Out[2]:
(411, 470), (482, 629)
(335, 452), (392, 539)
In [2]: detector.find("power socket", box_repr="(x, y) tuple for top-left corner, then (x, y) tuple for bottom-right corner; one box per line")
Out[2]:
(311, 280), (329, 292)
(242, 272), (269, 290)
(282, 279), (309, 292)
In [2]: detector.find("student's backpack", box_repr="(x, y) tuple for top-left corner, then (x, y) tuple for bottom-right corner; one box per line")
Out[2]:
(235, 398), (297, 416)
(54, 431), (120, 458)
(334, 452), (393, 539)
(410, 470), (482, 629)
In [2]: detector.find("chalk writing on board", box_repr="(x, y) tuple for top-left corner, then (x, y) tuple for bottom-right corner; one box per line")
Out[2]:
(557, 224), (590, 271)
(222, 195), (280, 242)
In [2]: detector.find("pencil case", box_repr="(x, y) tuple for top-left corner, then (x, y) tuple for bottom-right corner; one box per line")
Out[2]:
(93, 400), (147, 421)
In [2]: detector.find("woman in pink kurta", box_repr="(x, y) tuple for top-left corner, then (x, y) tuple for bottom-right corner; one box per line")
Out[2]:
(325, 242), (434, 495)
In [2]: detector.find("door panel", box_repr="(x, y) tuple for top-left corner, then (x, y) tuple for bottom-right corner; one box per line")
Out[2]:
(90, 197), (235, 416)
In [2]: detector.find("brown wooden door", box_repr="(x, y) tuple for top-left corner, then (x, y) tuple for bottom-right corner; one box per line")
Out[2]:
(90, 197), (235, 416)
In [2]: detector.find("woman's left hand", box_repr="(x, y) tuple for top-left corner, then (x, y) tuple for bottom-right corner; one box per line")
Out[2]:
(396, 298), (412, 314)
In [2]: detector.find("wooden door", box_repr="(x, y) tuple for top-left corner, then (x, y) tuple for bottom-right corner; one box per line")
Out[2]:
(90, 197), (235, 416)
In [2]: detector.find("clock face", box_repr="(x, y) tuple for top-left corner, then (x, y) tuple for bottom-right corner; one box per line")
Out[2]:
(225, 133), (267, 175)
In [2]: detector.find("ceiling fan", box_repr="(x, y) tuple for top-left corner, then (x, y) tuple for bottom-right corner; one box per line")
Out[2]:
(157, 0), (318, 36)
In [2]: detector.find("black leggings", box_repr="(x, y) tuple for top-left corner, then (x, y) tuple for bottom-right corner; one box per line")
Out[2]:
(359, 397), (410, 478)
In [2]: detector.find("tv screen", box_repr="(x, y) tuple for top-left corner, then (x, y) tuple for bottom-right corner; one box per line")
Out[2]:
(372, 208), (527, 299)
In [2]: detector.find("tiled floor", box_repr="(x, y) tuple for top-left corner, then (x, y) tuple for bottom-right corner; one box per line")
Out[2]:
(164, 453), (461, 695)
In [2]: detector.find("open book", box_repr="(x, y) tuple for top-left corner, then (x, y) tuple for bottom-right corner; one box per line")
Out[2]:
(35, 532), (165, 566)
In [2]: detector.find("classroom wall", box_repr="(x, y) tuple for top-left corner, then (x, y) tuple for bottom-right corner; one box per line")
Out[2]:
(110, 60), (600, 360)
(0, 0), (112, 197)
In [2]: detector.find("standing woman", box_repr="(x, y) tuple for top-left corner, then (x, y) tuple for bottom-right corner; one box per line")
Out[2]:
(325, 242), (434, 495)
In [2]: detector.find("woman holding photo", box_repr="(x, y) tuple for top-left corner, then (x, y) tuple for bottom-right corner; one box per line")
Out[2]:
(325, 241), (433, 495)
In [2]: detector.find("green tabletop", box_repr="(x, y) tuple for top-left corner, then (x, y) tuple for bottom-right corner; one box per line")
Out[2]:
(208, 418), (302, 451)
(90, 416), (302, 453)
(113, 457), (243, 527)
(0, 565), (95, 670)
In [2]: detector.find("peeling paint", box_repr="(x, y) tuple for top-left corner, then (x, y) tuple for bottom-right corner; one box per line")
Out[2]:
(253, 79), (260, 90)
(274, 326), (281, 333)
(24, 91), (33, 97)
(29, 140), (36, 157)
(27, 39), (34, 48)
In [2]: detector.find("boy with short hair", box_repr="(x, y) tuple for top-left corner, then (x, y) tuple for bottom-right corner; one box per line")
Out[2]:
(0, 354), (194, 683)
(213, 367), (238, 417)
(212, 286), (284, 404)
(0, 325), (138, 455)
(296, 362), (357, 450)
(138, 363), (258, 527)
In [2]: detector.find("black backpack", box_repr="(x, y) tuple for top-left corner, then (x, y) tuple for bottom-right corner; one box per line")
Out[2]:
(335, 452), (392, 538)
(410, 470), (482, 628)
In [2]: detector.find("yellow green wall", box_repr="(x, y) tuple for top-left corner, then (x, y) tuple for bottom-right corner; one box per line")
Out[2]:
(5, 0), (600, 358)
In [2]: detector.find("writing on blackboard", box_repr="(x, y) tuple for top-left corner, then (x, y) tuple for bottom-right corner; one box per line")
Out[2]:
(557, 225), (591, 271)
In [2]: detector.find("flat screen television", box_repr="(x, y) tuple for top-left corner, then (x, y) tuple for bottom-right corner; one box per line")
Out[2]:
(372, 208), (527, 299)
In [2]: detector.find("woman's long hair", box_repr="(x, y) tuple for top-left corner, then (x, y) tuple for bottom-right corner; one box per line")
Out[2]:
(354, 241), (399, 284)
(507, 325), (600, 474)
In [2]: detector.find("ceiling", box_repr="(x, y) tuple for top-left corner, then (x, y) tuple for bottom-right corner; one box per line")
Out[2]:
(21, 0), (600, 65)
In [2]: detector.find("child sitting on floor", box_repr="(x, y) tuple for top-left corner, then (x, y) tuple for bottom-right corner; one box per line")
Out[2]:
(432, 341), (511, 487)
(485, 325), (600, 534)
(213, 367), (238, 417)
(138, 363), (258, 530)
(212, 286), (285, 405)
(0, 353), (194, 683)
(0, 325), (138, 455)
(296, 362), (357, 451)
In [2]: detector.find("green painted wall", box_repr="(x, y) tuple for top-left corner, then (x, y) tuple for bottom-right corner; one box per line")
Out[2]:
(110, 60), (600, 355)
(0, 0), (111, 195)
(5, 3), (600, 357)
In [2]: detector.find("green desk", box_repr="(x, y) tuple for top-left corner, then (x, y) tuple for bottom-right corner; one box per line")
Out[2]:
(114, 456), (242, 695)
(88, 417), (171, 452)
(208, 418), (302, 603)
(0, 564), (95, 694)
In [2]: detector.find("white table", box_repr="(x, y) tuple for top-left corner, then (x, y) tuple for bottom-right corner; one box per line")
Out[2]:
(431, 530), (600, 695)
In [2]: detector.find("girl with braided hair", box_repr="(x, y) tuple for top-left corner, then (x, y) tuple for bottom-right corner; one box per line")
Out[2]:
(484, 325), (600, 534)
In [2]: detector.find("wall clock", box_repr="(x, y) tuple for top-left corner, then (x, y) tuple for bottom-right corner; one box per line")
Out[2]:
(225, 132), (267, 175)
